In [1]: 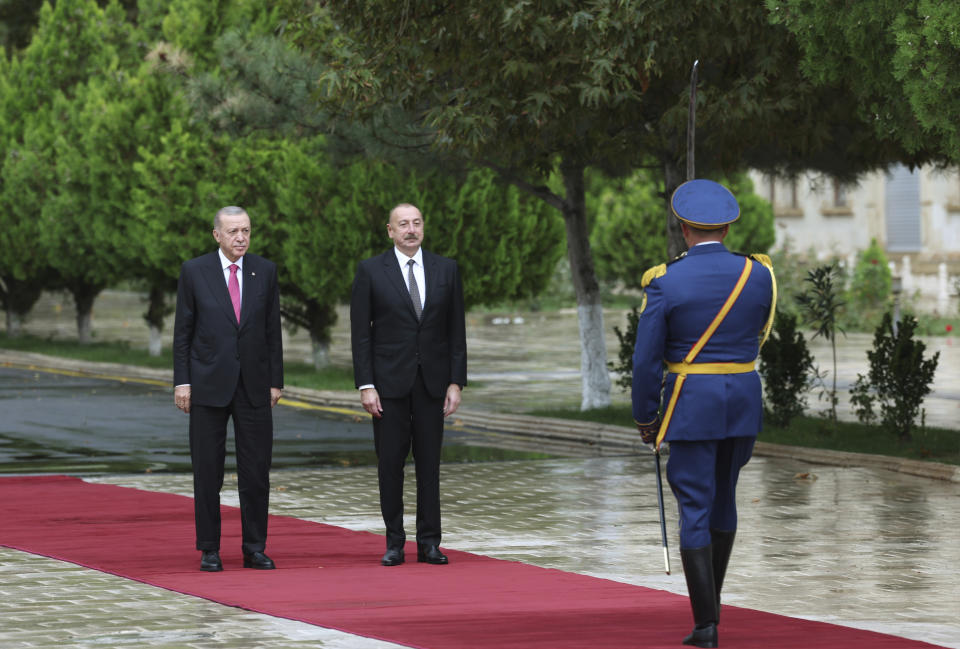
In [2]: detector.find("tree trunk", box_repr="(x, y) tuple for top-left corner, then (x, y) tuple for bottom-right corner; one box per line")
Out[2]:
(143, 285), (169, 357)
(6, 310), (23, 338)
(148, 325), (163, 357)
(664, 162), (688, 260)
(559, 160), (611, 410)
(281, 297), (338, 372)
(310, 332), (330, 370)
(77, 309), (93, 344)
(71, 285), (100, 345)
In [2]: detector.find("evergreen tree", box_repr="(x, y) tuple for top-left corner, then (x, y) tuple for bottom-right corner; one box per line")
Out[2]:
(0, 0), (135, 342)
(0, 47), (49, 336)
(38, 76), (136, 342)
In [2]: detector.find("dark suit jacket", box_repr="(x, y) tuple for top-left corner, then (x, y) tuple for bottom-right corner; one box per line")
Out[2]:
(173, 251), (283, 408)
(350, 248), (467, 399)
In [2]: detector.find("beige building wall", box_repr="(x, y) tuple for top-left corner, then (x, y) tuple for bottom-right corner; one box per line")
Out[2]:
(750, 166), (960, 257)
(749, 166), (960, 315)
(924, 168), (960, 254)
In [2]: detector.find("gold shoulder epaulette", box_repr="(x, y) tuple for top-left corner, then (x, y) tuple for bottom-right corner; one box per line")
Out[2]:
(750, 253), (773, 269)
(641, 263), (667, 288)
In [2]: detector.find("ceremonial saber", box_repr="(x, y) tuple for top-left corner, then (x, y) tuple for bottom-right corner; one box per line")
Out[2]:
(686, 59), (699, 182)
(654, 449), (671, 574)
(649, 59), (699, 577)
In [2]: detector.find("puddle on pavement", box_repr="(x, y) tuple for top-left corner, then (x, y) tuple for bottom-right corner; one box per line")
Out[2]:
(0, 432), (554, 475)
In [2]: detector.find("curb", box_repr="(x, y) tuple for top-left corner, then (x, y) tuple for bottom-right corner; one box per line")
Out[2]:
(2, 349), (957, 483)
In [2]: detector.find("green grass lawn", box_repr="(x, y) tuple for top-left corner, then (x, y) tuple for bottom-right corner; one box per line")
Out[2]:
(528, 404), (960, 466)
(283, 362), (356, 391)
(0, 333), (174, 369)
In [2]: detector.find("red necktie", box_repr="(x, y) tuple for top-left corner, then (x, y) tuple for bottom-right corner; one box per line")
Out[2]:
(228, 264), (241, 323)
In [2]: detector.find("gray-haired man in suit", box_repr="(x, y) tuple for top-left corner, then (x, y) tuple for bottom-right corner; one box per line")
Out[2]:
(173, 206), (283, 572)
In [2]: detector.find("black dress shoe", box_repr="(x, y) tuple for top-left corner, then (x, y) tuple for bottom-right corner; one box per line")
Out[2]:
(417, 544), (449, 565)
(200, 550), (222, 572)
(381, 547), (405, 566)
(243, 551), (276, 570)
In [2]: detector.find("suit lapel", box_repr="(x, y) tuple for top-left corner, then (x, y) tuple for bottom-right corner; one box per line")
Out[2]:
(200, 252), (239, 328)
(381, 249), (420, 321)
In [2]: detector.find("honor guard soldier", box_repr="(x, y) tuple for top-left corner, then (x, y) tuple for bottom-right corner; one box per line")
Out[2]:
(632, 179), (776, 648)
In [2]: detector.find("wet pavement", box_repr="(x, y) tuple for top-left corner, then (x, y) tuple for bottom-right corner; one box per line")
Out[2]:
(1, 291), (958, 648)
(0, 367), (547, 475)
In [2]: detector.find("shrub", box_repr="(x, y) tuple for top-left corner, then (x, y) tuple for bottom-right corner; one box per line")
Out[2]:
(759, 311), (815, 427)
(845, 238), (891, 329)
(849, 312), (940, 441)
(610, 305), (641, 393)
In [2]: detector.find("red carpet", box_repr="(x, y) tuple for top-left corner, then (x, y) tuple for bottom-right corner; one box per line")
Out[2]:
(0, 475), (942, 648)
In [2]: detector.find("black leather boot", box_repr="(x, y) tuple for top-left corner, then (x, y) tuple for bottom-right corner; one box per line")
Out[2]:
(681, 545), (719, 648)
(711, 529), (736, 623)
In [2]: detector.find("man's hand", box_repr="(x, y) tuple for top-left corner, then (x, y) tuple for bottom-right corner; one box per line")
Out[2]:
(443, 384), (462, 417)
(174, 385), (191, 414)
(360, 387), (383, 418)
(637, 420), (660, 446)
(270, 387), (283, 408)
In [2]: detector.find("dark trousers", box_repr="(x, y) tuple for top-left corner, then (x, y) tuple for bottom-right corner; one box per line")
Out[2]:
(373, 369), (444, 548)
(667, 436), (755, 549)
(189, 375), (273, 555)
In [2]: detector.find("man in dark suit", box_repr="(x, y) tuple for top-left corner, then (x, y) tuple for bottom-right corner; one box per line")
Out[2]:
(173, 205), (284, 572)
(350, 203), (467, 567)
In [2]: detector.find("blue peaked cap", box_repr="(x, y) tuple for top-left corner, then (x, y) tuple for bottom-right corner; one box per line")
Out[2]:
(670, 179), (740, 229)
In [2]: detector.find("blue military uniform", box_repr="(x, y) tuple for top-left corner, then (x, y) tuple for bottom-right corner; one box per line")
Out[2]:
(631, 179), (776, 648)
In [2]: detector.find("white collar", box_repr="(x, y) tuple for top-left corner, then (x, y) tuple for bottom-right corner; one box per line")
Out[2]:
(394, 246), (423, 267)
(218, 248), (243, 270)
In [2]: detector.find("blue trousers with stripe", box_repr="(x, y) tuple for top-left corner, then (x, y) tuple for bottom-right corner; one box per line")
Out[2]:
(666, 437), (755, 549)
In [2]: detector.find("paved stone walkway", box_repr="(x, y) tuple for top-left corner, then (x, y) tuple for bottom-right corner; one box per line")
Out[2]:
(2, 455), (958, 648)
